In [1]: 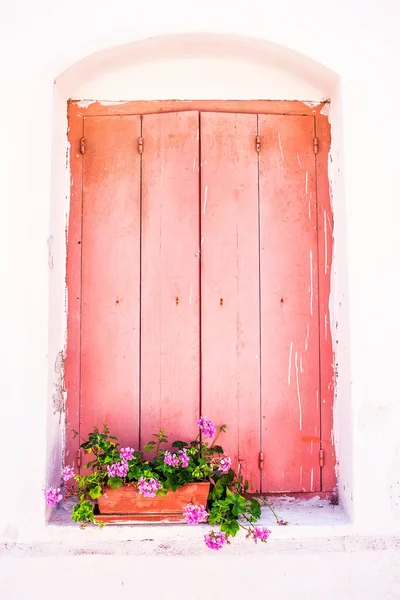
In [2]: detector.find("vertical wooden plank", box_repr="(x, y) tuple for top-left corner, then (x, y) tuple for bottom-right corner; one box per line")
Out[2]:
(259, 114), (320, 492)
(65, 111), (83, 468)
(201, 112), (261, 492)
(141, 111), (200, 447)
(80, 116), (141, 454)
(315, 115), (336, 490)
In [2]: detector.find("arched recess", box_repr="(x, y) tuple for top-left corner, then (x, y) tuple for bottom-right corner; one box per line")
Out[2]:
(48, 33), (350, 507)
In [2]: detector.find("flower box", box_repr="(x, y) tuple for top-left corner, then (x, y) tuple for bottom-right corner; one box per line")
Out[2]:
(46, 418), (282, 547)
(96, 481), (210, 523)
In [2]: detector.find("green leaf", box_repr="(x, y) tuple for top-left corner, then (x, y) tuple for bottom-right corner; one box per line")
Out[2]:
(220, 519), (239, 537)
(108, 477), (123, 489)
(226, 489), (247, 516)
(212, 445), (224, 455)
(89, 485), (102, 499)
(143, 442), (156, 451)
(249, 498), (261, 520)
(171, 441), (187, 450)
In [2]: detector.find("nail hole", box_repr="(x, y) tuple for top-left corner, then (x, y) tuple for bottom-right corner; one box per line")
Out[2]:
(280, 298), (284, 303)
(220, 298), (223, 306)
(176, 297), (179, 306)
(116, 298), (120, 304)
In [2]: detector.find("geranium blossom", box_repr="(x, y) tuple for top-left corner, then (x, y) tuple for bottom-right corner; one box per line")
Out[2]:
(179, 448), (189, 468)
(164, 451), (180, 467)
(107, 460), (128, 478)
(204, 531), (228, 550)
(196, 416), (216, 438)
(44, 487), (63, 507)
(184, 503), (208, 525)
(62, 465), (74, 482)
(164, 448), (190, 468)
(218, 455), (231, 473)
(120, 447), (134, 461)
(246, 526), (271, 543)
(138, 476), (162, 497)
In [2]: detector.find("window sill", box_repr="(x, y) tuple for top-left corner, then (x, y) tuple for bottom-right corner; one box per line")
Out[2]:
(37, 495), (354, 554)
(3, 497), (400, 556)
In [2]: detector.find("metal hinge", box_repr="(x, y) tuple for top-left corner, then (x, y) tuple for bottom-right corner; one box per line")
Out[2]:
(138, 137), (144, 154)
(80, 137), (85, 154)
(313, 137), (319, 154)
(259, 451), (264, 470)
(319, 448), (324, 467)
(77, 448), (82, 468)
(256, 135), (261, 154)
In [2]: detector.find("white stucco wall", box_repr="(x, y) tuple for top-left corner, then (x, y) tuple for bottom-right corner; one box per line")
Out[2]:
(0, 0), (399, 550)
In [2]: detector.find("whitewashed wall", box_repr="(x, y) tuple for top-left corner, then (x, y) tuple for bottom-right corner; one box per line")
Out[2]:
(0, 0), (399, 543)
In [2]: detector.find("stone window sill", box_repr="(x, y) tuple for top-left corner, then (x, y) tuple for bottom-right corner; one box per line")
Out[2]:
(39, 495), (358, 555)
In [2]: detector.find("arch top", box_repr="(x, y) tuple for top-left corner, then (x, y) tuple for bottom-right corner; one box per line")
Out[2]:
(56, 33), (339, 101)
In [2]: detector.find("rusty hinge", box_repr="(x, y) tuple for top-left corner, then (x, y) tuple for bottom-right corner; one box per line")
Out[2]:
(313, 137), (319, 154)
(319, 448), (324, 467)
(259, 451), (264, 470)
(76, 448), (82, 468)
(138, 136), (144, 154)
(256, 135), (261, 154)
(80, 137), (85, 154)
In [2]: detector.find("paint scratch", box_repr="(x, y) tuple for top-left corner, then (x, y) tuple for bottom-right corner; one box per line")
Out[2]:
(203, 186), (208, 215)
(326, 212), (333, 233)
(310, 468), (314, 492)
(309, 250), (313, 316)
(324, 210), (328, 274)
(278, 133), (284, 163)
(297, 153), (301, 168)
(305, 323), (309, 351)
(295, 351), (302, 431)
(189, 282), (193, 305)
(193, 156), (196, 172)
(305, 171), (308, 193)
(201, 236), (205, 247)
(300, 355), (303, 374)
(288, 342), (293, 385)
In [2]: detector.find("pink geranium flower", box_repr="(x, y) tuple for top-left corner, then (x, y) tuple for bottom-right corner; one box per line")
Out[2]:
(184, 503), (208, 525)
(44, 487), (63, 507)
(62, 466), (74, 482)
(204, 531), (229, 550)
(196, 416), (216, 438)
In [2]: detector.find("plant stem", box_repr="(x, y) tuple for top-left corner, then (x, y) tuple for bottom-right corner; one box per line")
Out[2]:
(210, 426), (224, 448)
(263, 501), (281, 524)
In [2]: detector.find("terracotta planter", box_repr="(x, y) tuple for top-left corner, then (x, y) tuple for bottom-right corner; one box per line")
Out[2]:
(96, 482), (210, 524)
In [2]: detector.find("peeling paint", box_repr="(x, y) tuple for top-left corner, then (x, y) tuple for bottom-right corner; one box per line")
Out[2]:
(203, 186), (208, 214)
(295, 351), (302, 431)
(53, 350), (66, 416)
(76, 99), (96, 108)
(278, 132), (284, 163)
(309, 250), (313, 316)
(303, 101), (321, 108)
(320, 103), (330, 116)
(47, 235), (54, 270)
